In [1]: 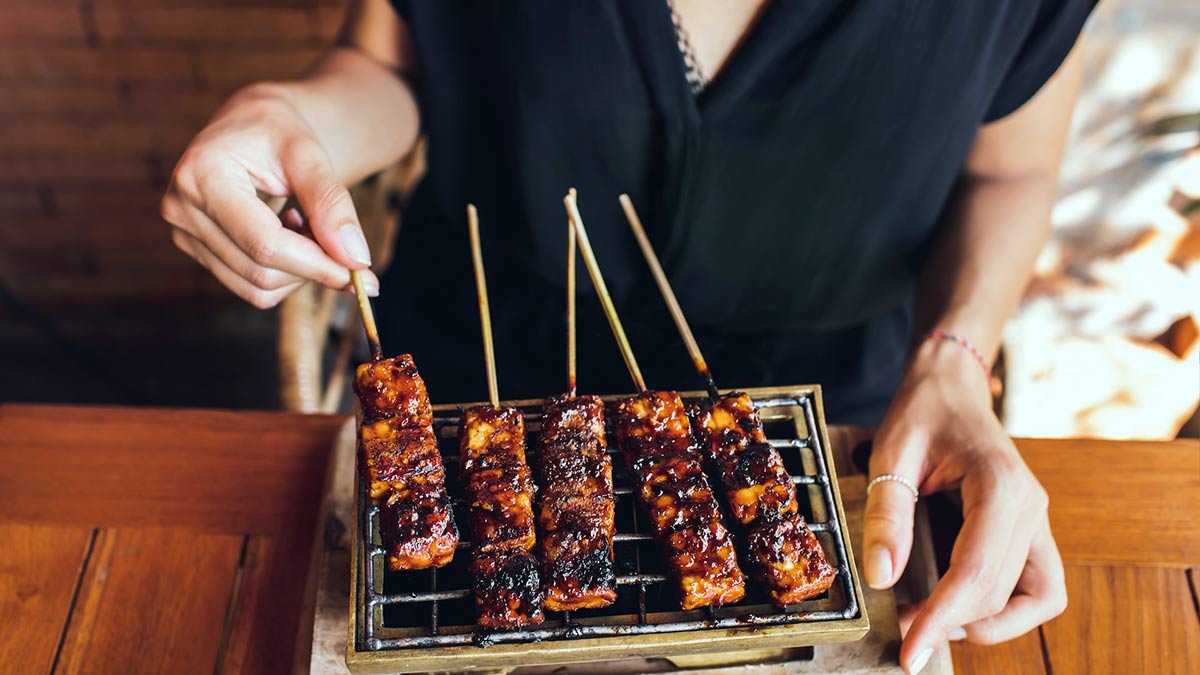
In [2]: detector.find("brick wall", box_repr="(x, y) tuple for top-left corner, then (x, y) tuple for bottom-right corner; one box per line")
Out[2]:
(0, 0), (347, 306)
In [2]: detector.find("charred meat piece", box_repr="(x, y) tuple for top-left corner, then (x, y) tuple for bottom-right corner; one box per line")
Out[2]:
(534, 394), (617, 611)
(464, 462), (537, 554)
(354, 355), (457, 570)
(459, 405), (544, 627)
(695, 392), (835, 605)
(359, 422), (442, 504)
(744, 512), (837, 605)
(614, 391), (745, 610)
(472, 550), (545, 629)
(354, 355), (434, 428)
(361, 420), (458, 569)
(377, 482), (458, 570)
(694, 393), (797, 525)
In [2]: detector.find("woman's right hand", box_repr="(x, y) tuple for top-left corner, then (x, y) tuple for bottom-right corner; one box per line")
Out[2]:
(161, 83), (379, 308)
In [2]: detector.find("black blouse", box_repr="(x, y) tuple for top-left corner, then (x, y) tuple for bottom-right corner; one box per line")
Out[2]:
(378, 0), (1095, 422)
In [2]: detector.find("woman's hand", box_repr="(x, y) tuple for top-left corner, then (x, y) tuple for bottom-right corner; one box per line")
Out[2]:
(863, 339), (1067, 674)
(161, 83), (379, 308)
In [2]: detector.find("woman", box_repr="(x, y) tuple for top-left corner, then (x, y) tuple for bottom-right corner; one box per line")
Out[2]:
(161, 1), (1094, 672)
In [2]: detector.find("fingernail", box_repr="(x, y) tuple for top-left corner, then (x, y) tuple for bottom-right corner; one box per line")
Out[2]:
(907, 647), (933, 675)
(948, 626), (967, 641)
(362, 276), (379, 297)
(339, 225), (371, 265)
(866, 546), (893, 589)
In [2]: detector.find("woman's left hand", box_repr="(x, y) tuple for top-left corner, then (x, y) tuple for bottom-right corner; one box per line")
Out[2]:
(862, 339), (1067, 674)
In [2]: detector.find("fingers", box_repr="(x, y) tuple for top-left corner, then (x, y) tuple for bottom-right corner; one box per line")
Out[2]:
(172, 229), (303, 308)
(897, 527), (1029, 642)
(900, 462), (1024, 673)
(198, 176), (372, 291)
(281, 138), (373, 270)
(174, 203), (305, 291)
(863, 439), (924, 590)
(863, 481), (918, 590)
(164, 172), (380, 299)
(962, 521), (1067, 644)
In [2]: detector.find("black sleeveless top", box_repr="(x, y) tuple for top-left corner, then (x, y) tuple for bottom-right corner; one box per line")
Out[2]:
(378, 0), (1094, 423)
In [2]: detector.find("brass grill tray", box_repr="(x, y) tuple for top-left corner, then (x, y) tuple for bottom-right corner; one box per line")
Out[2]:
(347, 385), (868, 674)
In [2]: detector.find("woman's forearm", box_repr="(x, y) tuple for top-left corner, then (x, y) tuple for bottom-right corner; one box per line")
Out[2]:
(912, 172), (1057, 361)
(258, 46), (421, 187)
(912, 40), (1083, 363)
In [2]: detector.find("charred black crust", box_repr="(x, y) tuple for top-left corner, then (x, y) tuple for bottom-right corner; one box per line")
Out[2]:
(534, 393), (618, 609)
(473, 551), (545, 626)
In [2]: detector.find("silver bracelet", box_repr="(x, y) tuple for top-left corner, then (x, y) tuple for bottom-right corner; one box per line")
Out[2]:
(866, 474), (919, 502)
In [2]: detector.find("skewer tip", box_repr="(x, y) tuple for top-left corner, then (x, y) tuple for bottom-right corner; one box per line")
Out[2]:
(564, 194), (646, 394)
(350, 268), (383, 361)
(566, 189), (578, 398)
(620, 193), (712, 395)
(466, 203), (500, 408)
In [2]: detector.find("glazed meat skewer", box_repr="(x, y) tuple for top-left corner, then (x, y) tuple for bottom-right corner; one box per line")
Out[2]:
(355, 354), (458, 570)
(461, 204), (544, 628)
(566, 194), (746, 611)
(619, 193), (836, 606)
(534, 190), (618, 611)
(346, 227), (457, 571)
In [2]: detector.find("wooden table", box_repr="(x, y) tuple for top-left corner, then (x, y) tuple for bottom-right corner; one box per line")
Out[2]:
(1, 404), (1197, 674)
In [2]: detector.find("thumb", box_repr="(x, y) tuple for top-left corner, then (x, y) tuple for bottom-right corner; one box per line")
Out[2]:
(281, 138), (372, 270)
(862, 441), (921, 590)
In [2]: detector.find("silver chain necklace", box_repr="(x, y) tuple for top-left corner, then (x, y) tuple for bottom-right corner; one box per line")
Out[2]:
(666, 0), (707, 94)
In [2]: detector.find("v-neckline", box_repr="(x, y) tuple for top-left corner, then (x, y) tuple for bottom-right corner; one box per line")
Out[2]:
(656, 0), (775, 120)
(647, 0), (836, 121)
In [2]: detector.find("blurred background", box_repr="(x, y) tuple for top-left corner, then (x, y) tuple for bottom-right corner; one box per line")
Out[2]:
(0, 0), (1197, 438)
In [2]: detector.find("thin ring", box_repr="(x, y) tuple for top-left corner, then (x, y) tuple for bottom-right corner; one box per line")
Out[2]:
(867, 474), (919, 502)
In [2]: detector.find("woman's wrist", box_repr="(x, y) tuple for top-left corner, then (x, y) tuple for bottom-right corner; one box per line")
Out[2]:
(905, 333), (995, 407)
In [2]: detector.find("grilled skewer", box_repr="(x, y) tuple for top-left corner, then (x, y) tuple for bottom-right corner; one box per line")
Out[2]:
(533, 193), (618, 611)
(536, 395), (617, 610)
(614, 390), (747, 609)
(463, 205), (544, 628)
(566, 194), (746, 610)
(459, 405), (543, 626)
(619, 194), (836, 605)
(355, 355), (458, 570)
(344, 216), (456, 570)
(694, 393), (836, 604)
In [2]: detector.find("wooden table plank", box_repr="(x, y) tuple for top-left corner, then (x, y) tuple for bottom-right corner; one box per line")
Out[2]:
(219, 531), (319, 675)
(0, 404), (345, 536)
(54, 528), (244, 675)
(1191, 568), (1199, 620)
(0, 524), (94, 674)
(1018, 438), (1200, 567)
(828, 429), (1200, 568)
(950, 631), (1047, 675)
(1042, 565), (1200, 673)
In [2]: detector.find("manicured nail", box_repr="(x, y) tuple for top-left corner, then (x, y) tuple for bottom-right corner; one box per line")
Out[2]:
(866, 546), (892, 589)
(907, 647), (933, 675)
(339, 225), (371, 265)
(948, 626), (967, 641)
(362, 276), (379, 297)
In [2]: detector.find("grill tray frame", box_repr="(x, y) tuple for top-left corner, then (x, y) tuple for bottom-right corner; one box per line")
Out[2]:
(347, 385), (868, 674)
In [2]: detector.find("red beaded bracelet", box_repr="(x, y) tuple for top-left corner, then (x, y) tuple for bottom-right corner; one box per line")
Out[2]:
(924, 330), (991, 374)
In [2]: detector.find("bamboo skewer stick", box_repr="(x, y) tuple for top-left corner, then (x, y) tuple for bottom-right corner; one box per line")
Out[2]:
(467, 204), (500, 408)
(268, 193), (383, 362)
(618, 193), (719, 399)
(350, 269), (383, 362)
(564, 192), (646, 393)
(567, 188), (578, 398)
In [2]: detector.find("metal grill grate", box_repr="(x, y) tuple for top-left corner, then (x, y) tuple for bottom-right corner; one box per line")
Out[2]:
(355, 391), (860, 652)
